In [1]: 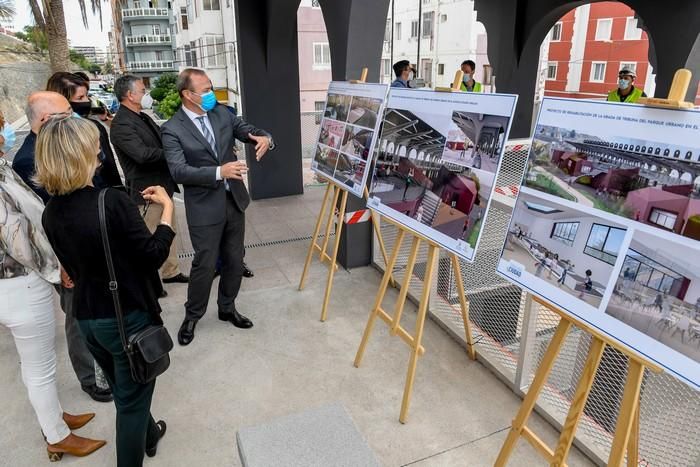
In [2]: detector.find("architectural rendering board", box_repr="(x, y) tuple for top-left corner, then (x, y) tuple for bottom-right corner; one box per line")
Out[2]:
(311, 82), (388, 197)
(497, 97), (700, 390)
(367, 88), (518, 262)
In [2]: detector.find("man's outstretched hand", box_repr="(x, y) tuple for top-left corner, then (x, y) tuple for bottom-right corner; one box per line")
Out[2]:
(249, 133), (271, 161)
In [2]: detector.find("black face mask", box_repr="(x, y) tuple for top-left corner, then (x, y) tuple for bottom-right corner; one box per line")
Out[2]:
(70, 101), (92, 117)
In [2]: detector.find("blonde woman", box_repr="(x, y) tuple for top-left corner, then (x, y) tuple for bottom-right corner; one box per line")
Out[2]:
(37, 116), (174, 467)
(0, 158), (105, 460)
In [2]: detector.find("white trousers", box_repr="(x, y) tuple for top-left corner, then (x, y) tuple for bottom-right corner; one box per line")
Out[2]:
(0, 272), (70, 444)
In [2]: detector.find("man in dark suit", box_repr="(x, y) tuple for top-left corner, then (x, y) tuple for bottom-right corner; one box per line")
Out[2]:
(110, 75), (189, 286)
(162, 68), (274, 346)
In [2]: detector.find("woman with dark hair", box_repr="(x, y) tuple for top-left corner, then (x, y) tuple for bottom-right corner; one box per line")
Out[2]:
(46, 72), (121, 187)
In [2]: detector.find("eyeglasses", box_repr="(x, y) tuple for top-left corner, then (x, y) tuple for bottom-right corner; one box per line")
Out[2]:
(45, 111), (73, 121)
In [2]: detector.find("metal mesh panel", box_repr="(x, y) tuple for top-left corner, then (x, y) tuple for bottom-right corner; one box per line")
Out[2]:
(371, 139), (700, 466)
(301, 111), (323, 159)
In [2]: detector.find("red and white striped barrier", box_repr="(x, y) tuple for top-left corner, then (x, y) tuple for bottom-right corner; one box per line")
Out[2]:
(344, 209), (371, 224)
(494, 184), (520, 198)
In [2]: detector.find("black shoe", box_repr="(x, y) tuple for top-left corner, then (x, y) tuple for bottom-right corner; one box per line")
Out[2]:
(159, 289), (168, 298)
(163, 273), (189, 284)
(218, 308), (253, 329)
(81, 384), (113, 403)
(178, 319), (197, 346)
(242, 262), (254, 278)
(146, 420), (167, 457)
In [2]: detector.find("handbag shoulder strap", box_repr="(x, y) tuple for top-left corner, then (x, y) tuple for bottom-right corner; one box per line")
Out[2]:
(98, 188), (130, 352)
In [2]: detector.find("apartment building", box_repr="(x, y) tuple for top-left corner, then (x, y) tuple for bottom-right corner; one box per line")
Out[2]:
(380, 0), (488, 89)
(170, 0), (241, 110)
(543, 2), (656, 100)
(117, 0), (176, 86)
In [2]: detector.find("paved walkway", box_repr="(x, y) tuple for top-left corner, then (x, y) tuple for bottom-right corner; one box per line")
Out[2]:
(533, 167), (594, 207)
(0, 182), (594, 466)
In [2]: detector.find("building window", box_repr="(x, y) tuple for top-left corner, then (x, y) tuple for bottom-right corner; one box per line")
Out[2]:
(551, 22), (562, 41)
(311, 0), (320, 6)
(206, 35), (225, 67)
(411, 20), (419, 38)
(623, 249), (683, 295)
(624, 17), (643, 40)
(155, 50), (163, 61)
(437, 63), (444, 75)
(151, 24), (162, 35)
(440, 14), (447, 23)
(384, 19), (391, 42)
(590, 62), (606, 82)
(133, 0), (141, 7)
(595, 18), (612, 41)
(180, 6), (188, 29)
(185, 42), (197, 67)
(422, 11), (434, 37)
(381, 59), (391, 77)
(421, 58), (432, 87)
(551, 221), (579, 246)
(313, 42), (331, 69)
(314, 101), (324, 124)
(620, 62), (636, 74)
(584, 223), (626, 265)
(648, 208), (677, 230)
(202, 0), (219, 9)
(546, 62), (557, 80)
(395, 22), (401, 41)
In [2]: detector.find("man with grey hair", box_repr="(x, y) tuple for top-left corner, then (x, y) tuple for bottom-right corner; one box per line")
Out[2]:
(12, 90), (113, 403)
(110, 74), (189, 286)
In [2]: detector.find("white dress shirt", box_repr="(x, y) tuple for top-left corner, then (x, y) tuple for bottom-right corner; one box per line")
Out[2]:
(182, 106), (224, 181)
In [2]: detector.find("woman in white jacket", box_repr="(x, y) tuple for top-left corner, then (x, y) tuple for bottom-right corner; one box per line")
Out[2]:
(0, 157), (105, 461)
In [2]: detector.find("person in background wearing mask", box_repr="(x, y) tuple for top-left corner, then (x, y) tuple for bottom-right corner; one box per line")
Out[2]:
(162, 68), (274, 346)
(110, 75), (189, 287)
(391, 60), (413, 88)
(12, 91), (114, 403)
(0, 109), (16, 157)
(460, 60), (482, 92)
(46, 72), (122, 188)
(607, 69), (646, 103)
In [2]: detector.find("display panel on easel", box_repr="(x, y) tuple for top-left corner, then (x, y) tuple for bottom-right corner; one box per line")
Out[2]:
(311, 81), (388, 197)
(497, 97), (700, 390)
(366, 88), (518, 262)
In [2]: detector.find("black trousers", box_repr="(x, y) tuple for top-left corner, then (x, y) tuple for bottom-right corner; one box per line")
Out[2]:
(78, 311), (161, 467)
(58, 286), (97, 387)
(185, 195), (245, 321)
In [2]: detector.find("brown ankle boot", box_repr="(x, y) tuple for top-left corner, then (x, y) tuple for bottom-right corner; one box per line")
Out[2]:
(63, 412), (95, 430)
(47, 433), (106, 462)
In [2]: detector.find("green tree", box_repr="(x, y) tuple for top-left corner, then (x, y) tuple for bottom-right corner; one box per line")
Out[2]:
(29, 0), (104, 73)
(156, 90), (181, 119)
(150, 72), (178, 101)
(0, 0), (15, 19)
(14, 25), (48, 51)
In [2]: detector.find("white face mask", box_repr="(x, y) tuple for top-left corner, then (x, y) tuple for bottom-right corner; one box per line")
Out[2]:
(141, 93), (154, 109)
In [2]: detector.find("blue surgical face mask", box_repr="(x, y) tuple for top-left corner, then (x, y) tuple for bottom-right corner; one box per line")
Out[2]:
(1, 123), (16, 153)
(72, 112), (82, 119)
(463, 73), (471, 83)
(618, 78), (631, 90)
(195, 91), (217, 112)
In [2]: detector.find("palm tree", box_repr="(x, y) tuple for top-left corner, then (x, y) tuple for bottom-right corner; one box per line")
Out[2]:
(28, 0), (103, 73)
(0, 0), (16, 19)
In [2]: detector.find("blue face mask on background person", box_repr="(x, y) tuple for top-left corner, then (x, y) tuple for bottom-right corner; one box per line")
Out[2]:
(196, 91), (217, 112)
(618, 78), (631, 90)
(1, 123), (16, 153)
(463, 73), (471, 83)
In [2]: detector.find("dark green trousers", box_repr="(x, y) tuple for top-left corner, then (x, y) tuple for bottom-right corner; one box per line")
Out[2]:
(79, 311), (161, 467)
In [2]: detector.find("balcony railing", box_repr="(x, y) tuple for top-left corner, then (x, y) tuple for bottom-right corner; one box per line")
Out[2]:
(122, 8), (168, 19)
(125, 34), (172, 46)
(126, 60), (174, 71)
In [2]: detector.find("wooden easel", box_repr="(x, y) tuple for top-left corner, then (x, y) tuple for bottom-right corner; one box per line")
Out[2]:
(298, 68), (395, 322)
(354, 216), (476, 424)
(435, 70), (464, 93)
(494, 296), (661, 467)
(496, 72), (693, 466)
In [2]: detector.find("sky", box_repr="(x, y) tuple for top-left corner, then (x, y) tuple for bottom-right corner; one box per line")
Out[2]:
(13, 0), (111, 52)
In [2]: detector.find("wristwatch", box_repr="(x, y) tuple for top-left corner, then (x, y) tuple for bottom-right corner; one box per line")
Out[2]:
(268, 136), (275, 150)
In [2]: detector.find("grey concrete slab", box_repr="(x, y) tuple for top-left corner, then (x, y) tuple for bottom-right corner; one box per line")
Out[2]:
(237, 402), (380, 467)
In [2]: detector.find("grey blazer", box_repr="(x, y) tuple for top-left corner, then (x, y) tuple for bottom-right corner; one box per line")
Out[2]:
(162, 104), (272, 227)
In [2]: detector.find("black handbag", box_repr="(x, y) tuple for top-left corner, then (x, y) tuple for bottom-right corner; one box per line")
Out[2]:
(98, 188), (173, 385)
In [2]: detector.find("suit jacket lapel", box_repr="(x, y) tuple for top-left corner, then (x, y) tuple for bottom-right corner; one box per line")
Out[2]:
(177, 108), (219, 163)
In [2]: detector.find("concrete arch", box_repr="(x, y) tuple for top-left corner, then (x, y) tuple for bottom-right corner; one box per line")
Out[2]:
(669, 169), (680, 179)
(680, 172), (693, 182)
